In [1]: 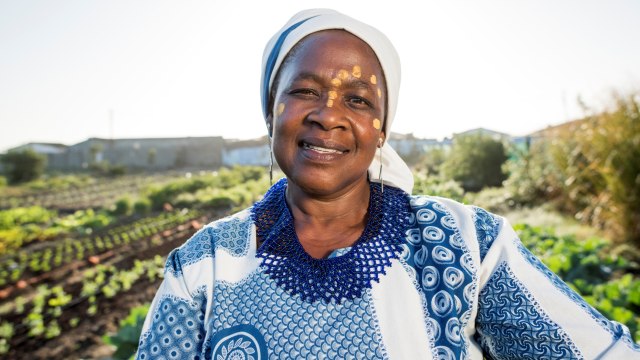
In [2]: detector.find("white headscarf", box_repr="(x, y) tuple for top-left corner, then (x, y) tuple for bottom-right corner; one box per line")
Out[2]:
(260, 8), (414, 193)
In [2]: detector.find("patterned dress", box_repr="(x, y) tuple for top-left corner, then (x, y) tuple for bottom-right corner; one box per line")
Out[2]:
(136, 179), (640, 360)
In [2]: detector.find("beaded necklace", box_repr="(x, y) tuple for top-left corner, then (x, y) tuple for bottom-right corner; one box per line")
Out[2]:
(252, 178), (412, 304)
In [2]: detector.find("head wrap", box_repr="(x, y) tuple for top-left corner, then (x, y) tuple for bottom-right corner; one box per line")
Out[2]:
(260, 8), (414, 193)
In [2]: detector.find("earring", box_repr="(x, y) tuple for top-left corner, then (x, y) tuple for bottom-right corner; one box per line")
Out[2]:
(268, 137), (274, 186)
(267, 123), (274, 186)
(378, 138), (384, 193)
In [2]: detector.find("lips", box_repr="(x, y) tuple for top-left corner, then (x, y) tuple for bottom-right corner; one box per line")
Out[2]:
(302, 142), (345, 154)
(299, 138), (349, 158)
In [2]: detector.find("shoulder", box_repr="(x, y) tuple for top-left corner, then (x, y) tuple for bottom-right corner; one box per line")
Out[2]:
(406, 194), (504, 262)
(164, 208), (254, 276)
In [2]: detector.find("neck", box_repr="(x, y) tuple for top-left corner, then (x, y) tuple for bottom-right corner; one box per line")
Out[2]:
(285, 177), (371, 258)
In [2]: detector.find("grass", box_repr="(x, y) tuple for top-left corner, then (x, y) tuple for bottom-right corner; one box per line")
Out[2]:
(501, 205), (605, 241)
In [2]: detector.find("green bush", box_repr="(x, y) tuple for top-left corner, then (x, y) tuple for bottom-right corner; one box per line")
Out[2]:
(513, 92), (640, 247)
(133, 198), (152, 215)
(146, 177), (216, 210)
(502, 91), (640, 248)
(562, 93), (640, 246)
(112, 197), (133, 216)
(441, 134), (508, 192)
(0, 149), (47, 184)
(463, 186), (515, 214)
(414, 148), (447, 176)
(207, 195), (235, 209)
(412, 174), (465, 202)
(235, 165), (264, 182)
(108, 165), (127, 177)
(145, 166), (269, 210)
(503, 141), (564, 207)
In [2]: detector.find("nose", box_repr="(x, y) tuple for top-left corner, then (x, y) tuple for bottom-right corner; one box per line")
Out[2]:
(306, 97), (350, 131)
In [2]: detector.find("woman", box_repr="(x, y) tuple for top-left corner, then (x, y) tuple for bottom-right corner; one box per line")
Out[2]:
(136, 9), (639, 360)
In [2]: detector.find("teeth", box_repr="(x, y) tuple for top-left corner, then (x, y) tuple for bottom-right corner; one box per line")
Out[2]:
(303, 143), (343, 154)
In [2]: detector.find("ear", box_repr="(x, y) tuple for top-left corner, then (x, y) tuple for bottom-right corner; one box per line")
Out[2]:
(378, 130), (386, 147)
(266, 114), (274, 138)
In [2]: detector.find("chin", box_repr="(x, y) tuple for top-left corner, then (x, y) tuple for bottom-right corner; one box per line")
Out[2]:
(286, 169), (368, 197)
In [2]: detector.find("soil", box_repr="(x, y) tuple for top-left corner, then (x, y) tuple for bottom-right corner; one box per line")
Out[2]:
(3, 211), (224, 359)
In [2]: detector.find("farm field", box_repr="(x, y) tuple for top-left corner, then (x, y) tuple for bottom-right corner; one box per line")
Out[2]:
(0, 166), (638, 359)
(0, 167), (270, 359)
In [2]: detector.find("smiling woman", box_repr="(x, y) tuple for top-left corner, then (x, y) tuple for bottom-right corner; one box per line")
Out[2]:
(135, 9), (640, 360)
(271, 30), (386, 207)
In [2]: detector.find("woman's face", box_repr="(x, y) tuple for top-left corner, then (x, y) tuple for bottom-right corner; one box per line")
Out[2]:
(271, 30), (387, 197)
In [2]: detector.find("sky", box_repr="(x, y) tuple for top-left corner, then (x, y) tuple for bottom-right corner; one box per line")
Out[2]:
(1, 0), (639, 152)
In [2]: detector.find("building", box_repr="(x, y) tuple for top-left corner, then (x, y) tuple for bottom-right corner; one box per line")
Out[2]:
(222, 136), (270, 167)
(4, 126), (554, 173)
(5, 142), (69, 170)
(453, 128), (511, 141)
(17, 137), (225, 171)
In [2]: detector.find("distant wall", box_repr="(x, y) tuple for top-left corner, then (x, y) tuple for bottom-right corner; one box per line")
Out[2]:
(47, 137), (224, 171)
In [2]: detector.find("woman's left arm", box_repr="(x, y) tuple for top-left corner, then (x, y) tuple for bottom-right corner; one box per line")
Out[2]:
(472, 207), (640, 359)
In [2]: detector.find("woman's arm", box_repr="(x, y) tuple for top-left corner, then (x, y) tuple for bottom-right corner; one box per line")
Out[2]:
(135, 230), (213, 360)
(472, 207), (640, 359)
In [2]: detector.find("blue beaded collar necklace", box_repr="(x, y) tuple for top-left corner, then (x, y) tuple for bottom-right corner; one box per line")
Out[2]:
(251, 178), (412, 304)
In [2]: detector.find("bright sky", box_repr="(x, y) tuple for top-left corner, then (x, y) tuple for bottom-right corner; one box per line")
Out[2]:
(1, 0), (639, 152)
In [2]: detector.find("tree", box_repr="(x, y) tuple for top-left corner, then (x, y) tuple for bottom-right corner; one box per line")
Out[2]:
(553, 92), (640, 246)
(441, 134), (508, 192)
(416, 148), (447, 176)
(0, 149), (47, 184)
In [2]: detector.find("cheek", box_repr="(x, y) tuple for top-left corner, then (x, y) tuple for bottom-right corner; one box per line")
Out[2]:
(271, 132), (294, 168)
(272, 108), (299, 148)
(353, 121), (382, 149)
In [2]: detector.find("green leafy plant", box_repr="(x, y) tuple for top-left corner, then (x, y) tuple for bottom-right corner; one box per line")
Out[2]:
(0, 321), (14, 355)
(103, 304), (150, 360)
(515, 224), (639, 341)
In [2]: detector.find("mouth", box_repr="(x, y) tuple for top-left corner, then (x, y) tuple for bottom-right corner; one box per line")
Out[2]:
(299, 139), (349, 159)
(301, 142), (346, 154)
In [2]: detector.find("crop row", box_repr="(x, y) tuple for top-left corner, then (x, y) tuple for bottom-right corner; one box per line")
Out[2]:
(0, 255), (166, 355)
(0, 209), (201, 288)
(0, 173), (178, 210)
(0, 207), (116, 257)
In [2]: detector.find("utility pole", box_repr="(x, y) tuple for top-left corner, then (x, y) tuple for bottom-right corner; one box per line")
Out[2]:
(109, 109), (114, 140)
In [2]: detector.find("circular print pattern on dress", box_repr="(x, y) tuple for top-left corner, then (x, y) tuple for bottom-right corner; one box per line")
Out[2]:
(210, 324), (268, 360)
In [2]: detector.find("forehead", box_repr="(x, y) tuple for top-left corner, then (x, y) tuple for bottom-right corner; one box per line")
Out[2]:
(282, 30), (384, 78)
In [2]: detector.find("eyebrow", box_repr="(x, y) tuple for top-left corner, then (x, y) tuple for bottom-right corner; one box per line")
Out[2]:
(342, 78), (375, 91)
(291, 72), (376, 91)
(290, 72), (324, 84)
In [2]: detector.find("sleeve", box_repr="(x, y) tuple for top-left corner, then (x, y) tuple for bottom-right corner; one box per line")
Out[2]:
(135, 228), (214, 360)
(471, 207), (640, 360)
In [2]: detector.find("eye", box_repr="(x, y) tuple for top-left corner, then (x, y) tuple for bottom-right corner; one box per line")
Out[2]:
(288, 88), (319, 98)
(346, 96), (374, 110)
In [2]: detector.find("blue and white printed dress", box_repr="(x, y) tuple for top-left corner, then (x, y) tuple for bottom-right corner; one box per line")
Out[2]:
(136, 179), (640, 360)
